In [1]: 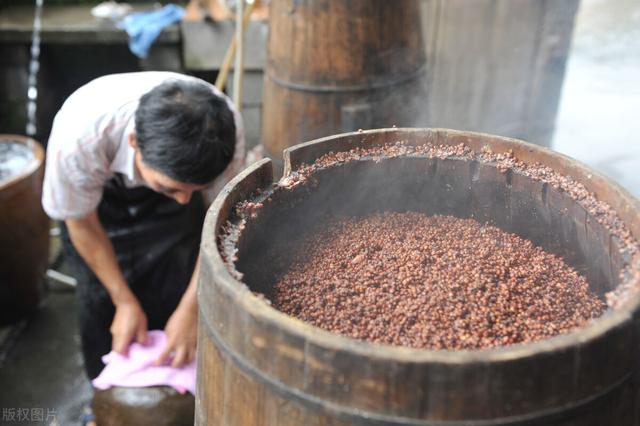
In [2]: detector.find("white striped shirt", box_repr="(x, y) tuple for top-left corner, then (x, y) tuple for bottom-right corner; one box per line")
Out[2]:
(42, 72), (245, 220)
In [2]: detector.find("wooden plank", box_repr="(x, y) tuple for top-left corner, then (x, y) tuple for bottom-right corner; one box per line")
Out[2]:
(478, 0), (545, 136)
(523, 0), (580, 145)
(425, 0), (498, 132)
(421, 0), (578, 146)
(195, 325), (226, 425)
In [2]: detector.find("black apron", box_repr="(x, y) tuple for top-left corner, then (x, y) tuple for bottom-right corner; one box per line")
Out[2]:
(62, 174), (205, 379)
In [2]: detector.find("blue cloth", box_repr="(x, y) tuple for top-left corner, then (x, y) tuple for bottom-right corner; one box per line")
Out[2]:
(118, 4), (185, 59)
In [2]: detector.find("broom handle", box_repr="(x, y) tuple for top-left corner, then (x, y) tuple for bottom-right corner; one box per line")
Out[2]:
(215, 1), (256, 92)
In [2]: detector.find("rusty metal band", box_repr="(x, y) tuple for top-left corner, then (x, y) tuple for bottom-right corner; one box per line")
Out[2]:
(200, 302), (636, 426)
(265, 64), (427, 93)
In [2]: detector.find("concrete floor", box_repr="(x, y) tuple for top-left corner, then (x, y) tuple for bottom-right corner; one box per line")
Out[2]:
(0, 282), (91, 425)
(0, 0), (638, 425)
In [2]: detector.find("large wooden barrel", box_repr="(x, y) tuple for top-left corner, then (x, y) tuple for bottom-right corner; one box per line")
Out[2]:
(0, 135), (48, 325)
(197, 128), (640, 425)
(262, 0), (426, 167)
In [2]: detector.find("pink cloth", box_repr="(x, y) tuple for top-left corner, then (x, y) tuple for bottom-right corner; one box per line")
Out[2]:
(92, 330), (196, 395)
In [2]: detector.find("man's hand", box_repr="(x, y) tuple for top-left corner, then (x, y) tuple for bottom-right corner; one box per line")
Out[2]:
(155, 304), (197, 368)
(110, 297), (148, 355)
(66, 211), (149, 356)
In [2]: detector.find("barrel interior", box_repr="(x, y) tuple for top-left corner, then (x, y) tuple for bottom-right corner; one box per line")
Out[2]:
(0, 138), (37, 183)
(234, 156), (624, 304)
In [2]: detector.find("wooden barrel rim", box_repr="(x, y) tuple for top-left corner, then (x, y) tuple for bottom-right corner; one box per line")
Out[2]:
(204, 128), (640, 365)
(0, 134), (44, 193)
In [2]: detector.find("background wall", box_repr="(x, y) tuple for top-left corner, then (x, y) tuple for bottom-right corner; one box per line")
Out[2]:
(553, 0), (640, 197)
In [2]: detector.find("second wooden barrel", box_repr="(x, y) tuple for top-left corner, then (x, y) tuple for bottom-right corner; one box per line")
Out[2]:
(262, 0), (426, 165)
(0, 135), (48, 325)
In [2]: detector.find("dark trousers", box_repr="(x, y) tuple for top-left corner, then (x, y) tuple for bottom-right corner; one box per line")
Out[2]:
(61, 174), (205, 379)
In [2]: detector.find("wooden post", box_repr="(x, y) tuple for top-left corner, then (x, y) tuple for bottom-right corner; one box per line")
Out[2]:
(232, 0), (246, 111)
(215, 1), (256, 92)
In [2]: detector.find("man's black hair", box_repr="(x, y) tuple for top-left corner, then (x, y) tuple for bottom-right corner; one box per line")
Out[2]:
(134, 79), (236, 185)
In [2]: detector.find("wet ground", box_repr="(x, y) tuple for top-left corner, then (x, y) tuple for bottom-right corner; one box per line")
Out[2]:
(0, 280), (91, 425)
(0, 0), (638, 425)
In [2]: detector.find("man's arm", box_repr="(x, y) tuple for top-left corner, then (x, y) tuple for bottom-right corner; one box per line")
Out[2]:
(66, 211), (148, 354)
(155, 256), (199, 367)
(154, 191), (208, 367)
